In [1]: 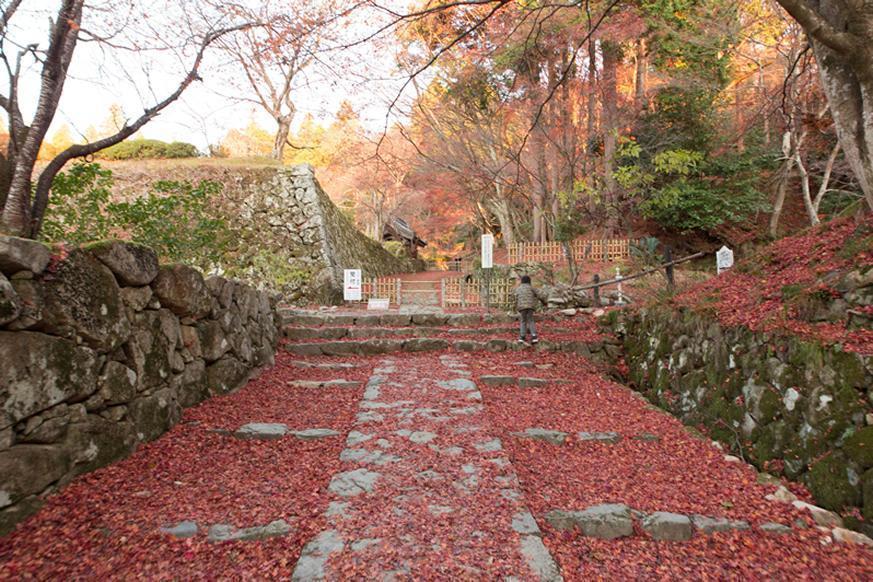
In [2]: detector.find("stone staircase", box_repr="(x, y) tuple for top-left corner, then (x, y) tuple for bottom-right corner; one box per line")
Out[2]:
(398, 279), (441, 306)
(279, 308), (620, 362)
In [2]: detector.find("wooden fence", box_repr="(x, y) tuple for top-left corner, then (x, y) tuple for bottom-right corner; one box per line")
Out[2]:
(346, 277), (402, 305)
(507, 238), (632, 265)
(441, 276), (515, 309)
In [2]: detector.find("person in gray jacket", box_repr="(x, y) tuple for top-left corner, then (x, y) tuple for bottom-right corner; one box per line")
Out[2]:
(512, 275), (548, 345)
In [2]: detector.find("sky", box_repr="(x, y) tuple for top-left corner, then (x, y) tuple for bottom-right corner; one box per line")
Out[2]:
(3, 0), (415, 151)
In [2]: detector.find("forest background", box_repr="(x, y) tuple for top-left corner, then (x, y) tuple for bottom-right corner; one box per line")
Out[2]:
(2, 0), (869, 266)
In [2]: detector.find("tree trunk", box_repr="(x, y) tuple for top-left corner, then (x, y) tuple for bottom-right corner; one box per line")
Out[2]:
(601, 41), (620, 229)
(586, 39), (598, 175)
(775, 0), (873, 212)
(770, 160), (793, 238)
(272, 115), (292, 161)
(634, 38), (647, 108)
(490, 197), (515, 247)
(811, 42), (873, 211)
(794, 152), (820, 226)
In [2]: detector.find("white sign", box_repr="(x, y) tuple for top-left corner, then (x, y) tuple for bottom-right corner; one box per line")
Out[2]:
(716, 246), (734, 274)
(343, 269), (362, 301)
(481, 234), (494, 269)
(367, 298), (390, 310)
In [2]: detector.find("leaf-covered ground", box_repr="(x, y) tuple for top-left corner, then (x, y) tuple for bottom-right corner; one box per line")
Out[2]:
(474, 350), (873, 577)
(2, 345), (871, 579)
(674, 216), (873, 354)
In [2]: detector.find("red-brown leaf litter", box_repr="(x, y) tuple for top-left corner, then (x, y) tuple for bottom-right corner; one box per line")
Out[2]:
(674, 216), (873, 354)
(2, 330), (871, 578)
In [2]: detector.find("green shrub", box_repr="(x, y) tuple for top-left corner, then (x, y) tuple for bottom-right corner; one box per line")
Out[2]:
(99, 138), (200, 160)
(42, 163), (113, 243)
(43, 162), (232, 272)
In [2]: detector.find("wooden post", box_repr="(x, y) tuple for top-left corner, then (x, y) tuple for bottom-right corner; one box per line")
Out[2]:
(593, 274), (601, 307)
(664, 246), (675, 290)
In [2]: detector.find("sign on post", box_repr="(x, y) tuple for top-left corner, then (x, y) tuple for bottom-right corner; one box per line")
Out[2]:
(367, 298), (390, 310)
(481, 234), (494, 269)
(716, 246), (734, 275)
(343, 269), (362, 301)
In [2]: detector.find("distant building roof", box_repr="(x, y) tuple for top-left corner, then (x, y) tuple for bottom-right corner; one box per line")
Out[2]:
(384, 217), (427, 247)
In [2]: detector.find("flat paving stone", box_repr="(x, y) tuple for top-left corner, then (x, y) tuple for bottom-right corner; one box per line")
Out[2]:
(480, 375), (518, 385)
(207, 519), (293, 542)
(760, 522), (792, 534)
(160, 520), (198, 538)
(518, 377), (550, 388)
(233, 423), (287, 440)
(690, 514), (750, 533)
(642, 512), (693, 541)
(513, 428), (568, 445)
(520, 535), (564, 582)
(474, 438), (503, 452)
(292, 530), (345, 581)
(328, 468), (381, 497)
(578, 431), (621, 444)
(546, 504), (633, 539)
(288, 379), (362, 389)
(438, 378), (478, 391)
(408, 430), (437, 444)
(291, 428), (340, 440)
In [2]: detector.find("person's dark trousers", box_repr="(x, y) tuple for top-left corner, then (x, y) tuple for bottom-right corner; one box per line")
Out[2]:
(519, 309), (537, 340)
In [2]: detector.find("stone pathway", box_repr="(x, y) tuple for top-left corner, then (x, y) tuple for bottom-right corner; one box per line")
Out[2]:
(292, 355), (562, 580)
(2, 326), (872, 579)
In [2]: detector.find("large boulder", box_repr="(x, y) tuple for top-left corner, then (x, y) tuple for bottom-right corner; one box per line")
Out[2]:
(205, 357), (249, 395)
(37, 248), (130, 351)
(0, 445), (69, 509)
(128, 389), (180, 442)
(6, 278), (43, 330)
(86, 241), (159, 286)
(124, 310), (179, 390)
(197, 320), (229, 362)
(0, 331), (99, 430)
(97, 361), (138, 406)
(61, 415), (136, 480)
(0, 272), (21, 326)
(173, 359), (208, 408)
(0, 236), (51, 275)
(151, 264), (212, 319)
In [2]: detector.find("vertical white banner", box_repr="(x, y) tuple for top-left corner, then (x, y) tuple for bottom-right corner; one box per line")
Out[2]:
(343, 269), (362, 301)
(481, 234), (494, 269)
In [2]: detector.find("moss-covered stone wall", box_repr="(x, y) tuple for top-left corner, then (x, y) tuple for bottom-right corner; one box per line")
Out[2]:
(0, 237), (280, 536)
(607, 306), (873, 528)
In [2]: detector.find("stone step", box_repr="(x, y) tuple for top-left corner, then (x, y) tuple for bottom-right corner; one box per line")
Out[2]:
(283, 325), (535, 341)
(280, 310), (564, 328)
(283, 337), (612, 361)
(280, 310), (517, 328)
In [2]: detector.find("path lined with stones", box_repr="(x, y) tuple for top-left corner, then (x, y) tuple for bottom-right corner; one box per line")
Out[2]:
(292, 354), (561, 580)
(2, 310), (872, 579)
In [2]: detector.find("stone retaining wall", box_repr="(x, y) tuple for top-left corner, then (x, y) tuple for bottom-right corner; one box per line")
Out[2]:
(606, 307), (873, 529)
(226, 165), (420, 303)
(0, 237), (280, 535)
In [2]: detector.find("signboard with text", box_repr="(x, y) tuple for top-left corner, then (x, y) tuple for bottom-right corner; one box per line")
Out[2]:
(481, 234), (494, 269)
(367, 298), (390, 310)
(716, 246), (734, 275)
(343, 269), (362, 301)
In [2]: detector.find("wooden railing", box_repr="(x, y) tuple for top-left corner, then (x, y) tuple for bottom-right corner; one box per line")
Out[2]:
(507, 238), (632, 265)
